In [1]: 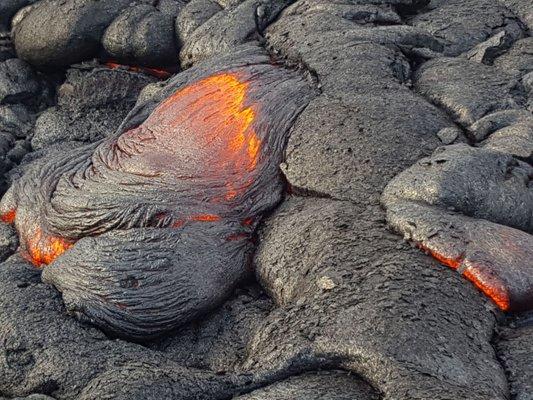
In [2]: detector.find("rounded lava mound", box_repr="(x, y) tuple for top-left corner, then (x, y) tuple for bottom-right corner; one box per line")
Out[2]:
(0, 52), (315, 340)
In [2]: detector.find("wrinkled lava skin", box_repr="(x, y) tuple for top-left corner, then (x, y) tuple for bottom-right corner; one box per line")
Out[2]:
(0, 54), (315, 339)
(382, 145), (533, 313)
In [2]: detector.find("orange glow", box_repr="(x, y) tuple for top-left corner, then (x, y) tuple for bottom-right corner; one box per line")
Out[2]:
(242, 217), (254, 226)
(417, 241), (510, 311)
(247, 134), (261, 169)
(171, 220), (185, 228)
(417, 243), (462, 270)
(463, 268), (510, 311)
(170, 214), (221, 227)
(190, 214), (221, 222)
(104, 61), (173, 79)
(23, 227), (74, 267)
(0, 209), (16, 224)
(118, 72), (263, 204)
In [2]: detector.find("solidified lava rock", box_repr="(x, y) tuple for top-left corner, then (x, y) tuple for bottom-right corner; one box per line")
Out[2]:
(497, 325), (533, 400)
(13, 0), (130, 67)
(32, 64), (156, 150)
(0, 47), (315, 339)
(234, 371), (378, 400)
(1, 0), (532, 398)
(409, 0), (524, 57)
(179, 0), (294, 68)
(414, 57), (524, 127)
(385, 201), (533, 311)
(383, 144), (533, 233)
(382, 144), (533, 311)
(0, 59), (40, 105)
(252, 197), (508, 399)
(102, 4), (179, 67)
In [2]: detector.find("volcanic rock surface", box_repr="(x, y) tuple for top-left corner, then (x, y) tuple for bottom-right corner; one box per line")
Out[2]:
(0, 0), (531, 399)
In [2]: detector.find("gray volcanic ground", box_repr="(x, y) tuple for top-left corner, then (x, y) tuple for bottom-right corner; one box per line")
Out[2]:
(0, 0), (532, 399)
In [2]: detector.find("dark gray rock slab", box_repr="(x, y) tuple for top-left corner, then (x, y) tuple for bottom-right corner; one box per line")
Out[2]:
(0, 104), (34, 139)
(148, 284), (272, 372)
(469, 109), (533, 141)
(180, 0), (293, 68)
(175, 0), (223, 46)
(13, 0), (130, 67)
(499, 0), (533, 31)
(0, 59), (40, 105)
(103, 4), (179, 67)
(157, 0), (187, 17)
(382, 144), (533, 233)
(494, 37), (533, 75)
(31, 66), (155, 150)
(481, 121), (533, 160)
(281, 90), (452, 204)
(414, 57), (523, 127)
(235, 371), (378, 400)
(0, 256), (270, 399)
(251, 196), (507, 399)
(409, 0), (524, 56)
(497, 326), (533, 400)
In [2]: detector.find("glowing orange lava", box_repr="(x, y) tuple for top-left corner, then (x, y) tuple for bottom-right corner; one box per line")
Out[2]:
(417, 243), (462, 270)
(190, 214), (221, 222)
(23, 227), (74, 267)
(118, 72), (262, 203)
(105, 61), (173, 79)
(4, 73), (265, 267)
(463, 268), (510, 311)
(417, 242), (510, 311)
(0, 209), (16, 224)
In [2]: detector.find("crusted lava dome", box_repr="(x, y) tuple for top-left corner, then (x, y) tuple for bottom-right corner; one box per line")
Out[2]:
(0, 49), (315, 339)
(382, 144), (533, 312)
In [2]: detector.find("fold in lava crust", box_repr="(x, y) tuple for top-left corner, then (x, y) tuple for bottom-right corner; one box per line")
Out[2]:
(0, 48), (316, 340)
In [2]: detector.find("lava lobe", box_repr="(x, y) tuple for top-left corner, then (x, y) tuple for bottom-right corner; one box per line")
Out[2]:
(0, 53), (315, 339)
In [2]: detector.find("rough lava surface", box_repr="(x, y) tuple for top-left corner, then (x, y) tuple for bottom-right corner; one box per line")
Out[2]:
(0, 0), (531, 399)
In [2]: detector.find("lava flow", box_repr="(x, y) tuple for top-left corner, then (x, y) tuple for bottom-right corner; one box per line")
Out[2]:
(104, 61), (174, 79)
(3, 72), (265, 267)
(0, 209), (74, 267)
(115, 72), (262, 204)
(418, 242), (511, 311)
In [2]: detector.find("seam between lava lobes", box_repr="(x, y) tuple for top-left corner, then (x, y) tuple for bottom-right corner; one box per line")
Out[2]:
(258, 6), (524, 398)
(389, 20), (528, 398)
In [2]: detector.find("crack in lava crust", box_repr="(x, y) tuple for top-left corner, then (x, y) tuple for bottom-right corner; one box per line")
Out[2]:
(0, 58), (316, 339)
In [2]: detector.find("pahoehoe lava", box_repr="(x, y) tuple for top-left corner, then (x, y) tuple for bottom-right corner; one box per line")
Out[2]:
(0, 50), (315, 339)
(0, 0), (532, 399)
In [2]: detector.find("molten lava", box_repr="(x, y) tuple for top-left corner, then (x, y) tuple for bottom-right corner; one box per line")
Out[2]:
(417, 243), (462, 271)
(105, 61), (173, 79)
(0, 217), (75, 267)
(417, 242), (511, 311)
(23, 228), (74, 267)
(2, 73), (266, 268)
(463, 268), (510, 311)
(116, 72), (262, 204)
(0, 209), (16, 224)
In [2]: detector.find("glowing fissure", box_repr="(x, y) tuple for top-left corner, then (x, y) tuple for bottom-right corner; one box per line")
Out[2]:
(105, 61), (173, 79)
(417, 242), (510, 311)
